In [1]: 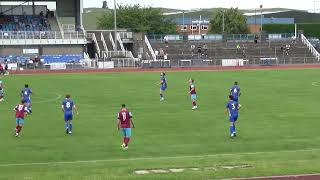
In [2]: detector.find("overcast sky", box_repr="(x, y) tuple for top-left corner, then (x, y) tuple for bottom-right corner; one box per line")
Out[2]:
(84, 0), (319, 11)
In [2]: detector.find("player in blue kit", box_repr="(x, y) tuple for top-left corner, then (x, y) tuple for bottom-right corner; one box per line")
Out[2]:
(230, 81), (241, 102)
(61, 94), (78, 135)
(225, 95), (241, 138)
(21, 84), (32, 113)
(159, 72), (167, 101)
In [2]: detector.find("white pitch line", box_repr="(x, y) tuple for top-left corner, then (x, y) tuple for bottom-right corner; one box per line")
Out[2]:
(311, 81), (320, 87)
(33, 92), (62, 104)
(225, 173), (320, 180)
(0, 148), (320, 167)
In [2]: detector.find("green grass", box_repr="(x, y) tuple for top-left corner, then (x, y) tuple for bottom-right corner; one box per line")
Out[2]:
(1, 69), (320, 179)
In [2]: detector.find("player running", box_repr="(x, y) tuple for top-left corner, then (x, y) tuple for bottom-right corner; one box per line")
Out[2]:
(21, 84), (32, 113)
(117, 104), (135, 150)
(61, 94), (78, 135)
(0, 87), (4, 102)
(188, 78), (198, 110)
(225, 95), (241, 138)
(230, 81), (241, 102)
(14, 99), (30, 137)
(159, 72), (167, 101)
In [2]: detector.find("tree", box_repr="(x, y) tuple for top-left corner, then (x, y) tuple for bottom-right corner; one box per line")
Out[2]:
(209, 8), (249, 34)
(97, 4), (176, 34)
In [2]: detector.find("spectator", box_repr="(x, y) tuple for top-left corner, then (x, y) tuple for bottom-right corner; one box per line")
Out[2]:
(254, 35), (259, 44)
(0, 63), (4, 75)
(46, 9), (50, 18)
(285, 44), (290, 56)
(291, 36), (296, 44)
(242, 47), (246, 58)
(201, 44), (208, 57)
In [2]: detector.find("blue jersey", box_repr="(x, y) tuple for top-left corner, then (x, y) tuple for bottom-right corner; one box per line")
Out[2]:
(62, 99), (74, 113)
(160, 76), (167, 88)
(226, 100), (239, 116)
(230, 85), (240, 99)
(21, 88), (32, 100)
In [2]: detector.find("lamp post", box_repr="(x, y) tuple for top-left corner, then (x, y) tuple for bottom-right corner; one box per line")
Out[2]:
(114, 0), (117, 51)
(260, 5), (263, 33)
(222, 10), (225, 33)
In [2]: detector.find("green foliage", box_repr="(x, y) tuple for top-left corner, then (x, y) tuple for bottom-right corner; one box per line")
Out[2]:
(263, 24), (295, 34)
(97, 4), (176, 34)
(263, 23), (320, 38)
(209, 8), (249, 34)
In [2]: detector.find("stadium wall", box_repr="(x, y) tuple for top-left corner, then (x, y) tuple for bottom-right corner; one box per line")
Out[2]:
(0, 45), (84, 55)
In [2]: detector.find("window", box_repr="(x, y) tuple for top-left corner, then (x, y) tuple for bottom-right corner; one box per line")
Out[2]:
(201, 25), (208, 30)
(190, 25), (197, 30)
(180, 25), (187, 31)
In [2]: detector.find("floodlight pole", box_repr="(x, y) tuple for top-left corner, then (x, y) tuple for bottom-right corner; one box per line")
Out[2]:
(114, 0), (117, 51)
(260, 5), (263, 33)
(222, 10), (225, 33)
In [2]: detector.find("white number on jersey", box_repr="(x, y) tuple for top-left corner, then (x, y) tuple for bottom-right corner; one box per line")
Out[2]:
(66, 102), (71, 108)
(18, 105), (24, 111)
(233, 88), (238, 93)
(121, 112), (127, 121)
(231, 103), (236, 110)
(24, 91), (28, 95)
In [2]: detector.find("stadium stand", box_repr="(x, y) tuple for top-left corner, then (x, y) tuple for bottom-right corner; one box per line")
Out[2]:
(0, 15), (51, 31)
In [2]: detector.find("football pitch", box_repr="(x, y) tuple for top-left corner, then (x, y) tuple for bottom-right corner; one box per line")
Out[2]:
(1, 68), (320, 180)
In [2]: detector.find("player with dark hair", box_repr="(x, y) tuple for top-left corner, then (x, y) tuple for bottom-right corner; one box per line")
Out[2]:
(21, 84), (32, 113)
(188, 79), (198, 110)
(159, 72), (167, 101)
(225, 95), (241, 138)
(14, 99), (29, 137)
(117, 104), (134, 150)
(230, 81), (241, 102)
(61, 94), (78, 135)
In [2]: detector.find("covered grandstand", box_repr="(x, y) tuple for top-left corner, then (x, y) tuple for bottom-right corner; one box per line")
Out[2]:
(0, 0), (88, 69)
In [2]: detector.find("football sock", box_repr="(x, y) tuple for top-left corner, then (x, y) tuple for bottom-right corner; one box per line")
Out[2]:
(123, 137), (126, 144)
(125, 137), (130, 146)
(192, 101), (196, 106)
(15, 125), (19, 132)
(17, 126), (22, 133)
(69, 124), (73, 131)
(65, 124), (68, 129)
(160, 94), (163, 98)
(233, 125), (236, 133)
(229, 126), (233, 135)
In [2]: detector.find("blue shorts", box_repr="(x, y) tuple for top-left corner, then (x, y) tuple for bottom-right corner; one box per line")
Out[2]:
(229, 115), (238, 122)
(64, 112), (73, 121)
(16, 118), (25, 125)
(160, 86), (167, 91)
(23, 97), (31, 104)
(121, 128), (131, 137)
(191, 94), (197, 101)
(233, 97), (239, 102)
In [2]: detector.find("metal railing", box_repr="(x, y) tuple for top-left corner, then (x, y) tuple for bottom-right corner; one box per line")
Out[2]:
(117, 33), (126, 55)
(92, 33), (101, 58)
(0, 31), (86, 40)
(101, 32), (108, 52)
(3, 56), (319, 72)
(109, 33), (116, 50)
(144, 35), (156, 61)
(147, 33), (297, 42)
(301, 34), (320, 61)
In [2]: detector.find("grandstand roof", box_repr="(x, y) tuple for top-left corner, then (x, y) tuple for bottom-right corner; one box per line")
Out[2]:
(1, 0), (56, 1)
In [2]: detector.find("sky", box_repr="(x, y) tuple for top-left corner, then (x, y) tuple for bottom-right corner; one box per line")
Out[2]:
(84, 0), (319, 11)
